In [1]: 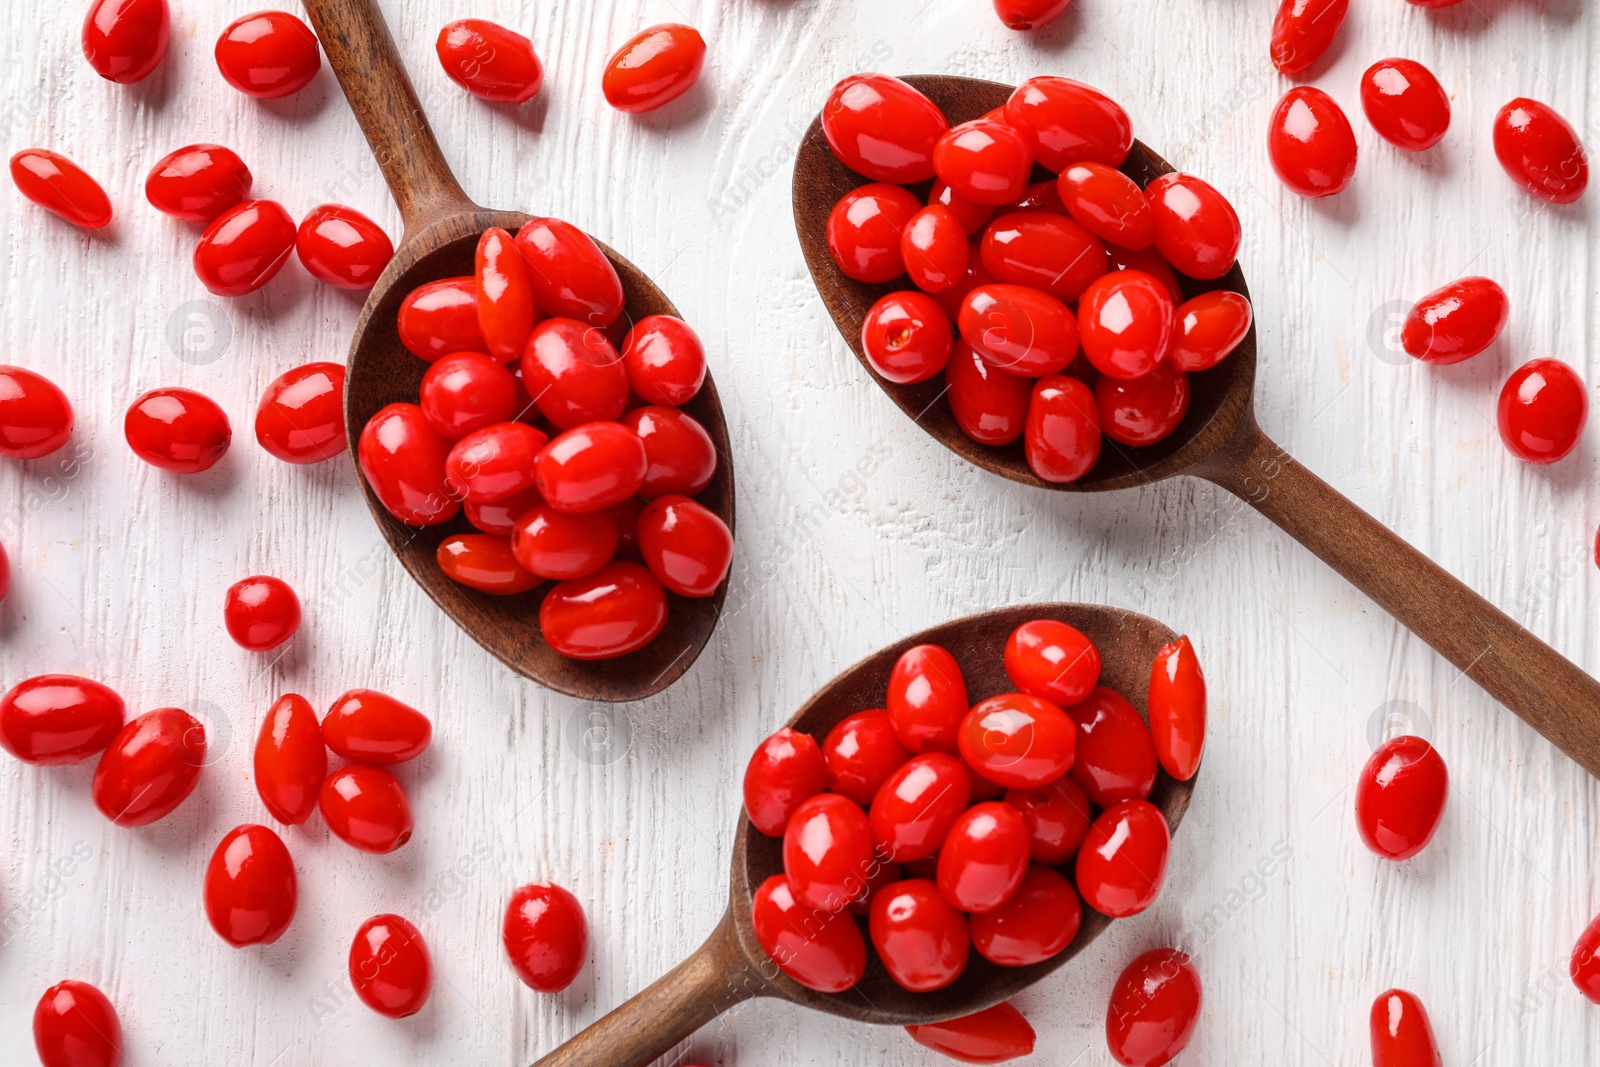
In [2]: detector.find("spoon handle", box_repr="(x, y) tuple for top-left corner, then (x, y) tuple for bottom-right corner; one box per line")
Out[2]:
(1199, 417), (1600, 778)
(530, 910), (763, 1067)
(301, 0), (475, 233)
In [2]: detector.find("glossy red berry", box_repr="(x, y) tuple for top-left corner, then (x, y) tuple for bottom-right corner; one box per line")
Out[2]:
(1356, 735), (1448, 860)
(826, 183), (922, 284)
(476, 226), (536, 361)
(1066, 686), (1158, 807)
(467, 484), (542, 536)
(602, 23), (706, 114)
(92, 707), (206, 827)
(527, 422), (644, 514)
(930, 179), (996, 235)
(743, 727), (827, 837)
(1025, 375), (1101, 484)
(1079, 270), (1176, 380)
(869, 878), (970, 992)
(958, 693), (1077, 790)
(358, 403), (460, 526)
(437, 533), (540, 595)
(1401, 277), (1507, 365)
(33, 980), (122, 1067)
(83, 0), (169, 83)
(1005, 776), (1092, 865)
(870, 753), (972, 863)
(539, 561), (667, 659)
(1108, 244), (1183, 303)
(1269, 87), (1359, 198)
(936, 802), (1030, 913)
(784, 792), (876, 912)
(420, 352), (517, 440)
(253, 694), (325, 825)
(622, 406), (716, 499)
(296, 204), (393, 290)
(1493, 98), (1589, 205)
(436, 19), (543, 104)
(861, 291), (952, 385)
(1096, 361), (1191, 447)
(823, 74), (947, 183)
(1146, 173), (1241, 280)
(195, 199), (297, 296)
(934, 120), (1034, 207)
(1570, 913), (1600, 1004)
(204, 823), (297, 947)
(637, 494), (732, 597)
(1361, 59), (1450, 152)
(215, 11), (320, 98)
(980, 211), (1108, 303)
(1005, 619), (1101, 706)
(1075, 799), (1170, 917)
(901, 205), (969, 294)
(10, 150), (112, 229)
(1148, 637), (1205, 781)
(1058, 162), (1155, 249)
(968, 865), (1081, 967)
(514, 218), (625, 326)
(320, 765), (414, 854)
(125, 387), (231, 473)
(751, 874), (867, 993)
(224, 575), (301, 651)
(1497, 358), (1588, 464)
(1106, 948), (1203, 1067)
(621, 316), (705, 405)
(323, 689), (431, 765)
(822, 709), (910, 807)
(993, 0), (1070, 30)
(0, 366), (74, 459)
(511, 506), (616, 581)
(1170, 291), (1252, 372)
(1270, 0), (1348, 75)
(504, 883), (588, 992)
(256, 362), (346, 463)
(1004, 77), (1132, 170)
(446, 421), (547, 503)
(915, 1004), (1036, 1062)
(1370, 989), (1442, 1067)
(0, 675), (124, 765)
(946, 339), (1031, 446)
(145, 144), (252, 222)
(398, 276), (485, 361)
(960, 284), (1079, 378)
(350, 914), (432, 1018)
(887, 644), (969, 753)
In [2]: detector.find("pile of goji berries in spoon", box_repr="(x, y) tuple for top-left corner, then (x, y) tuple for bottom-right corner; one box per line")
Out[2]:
(818, 73), (1252, 484)
(743, 619), (1206, 1063)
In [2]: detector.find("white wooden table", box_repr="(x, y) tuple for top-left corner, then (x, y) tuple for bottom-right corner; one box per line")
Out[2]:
(3, 0), (1597, 1063)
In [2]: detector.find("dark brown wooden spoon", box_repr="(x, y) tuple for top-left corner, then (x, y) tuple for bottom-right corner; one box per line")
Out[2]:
(301, 0), (733, 702)
(532, 602), (1193, 1067)
(795, 75), (1600, 780)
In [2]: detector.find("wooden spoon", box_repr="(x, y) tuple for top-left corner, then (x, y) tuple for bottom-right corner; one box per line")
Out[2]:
(301, 0), (734, 702)
(794, 75), (1600, 780)
(532, 602), (1193, 1066)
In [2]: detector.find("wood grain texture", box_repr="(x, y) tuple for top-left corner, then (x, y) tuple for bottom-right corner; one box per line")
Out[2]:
(1, 0), (1598, 1065)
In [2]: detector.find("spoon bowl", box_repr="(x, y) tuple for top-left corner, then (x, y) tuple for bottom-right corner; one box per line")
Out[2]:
(305, 0), (734, 701)
(794, 75), (1256, 492)
(795, 73), (1600, 781)
(534, 603), (1194, 1066)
